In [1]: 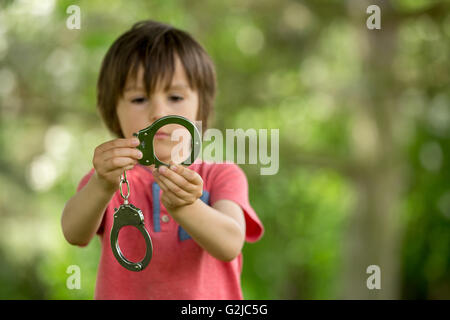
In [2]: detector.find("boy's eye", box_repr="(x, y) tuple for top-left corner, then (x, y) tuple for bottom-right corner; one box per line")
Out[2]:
(169, 95), (183, 102)
(131, 97), (147, 104)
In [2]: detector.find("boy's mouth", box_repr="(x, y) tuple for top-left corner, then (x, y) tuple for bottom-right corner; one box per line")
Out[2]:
(154, 131), (170, 139)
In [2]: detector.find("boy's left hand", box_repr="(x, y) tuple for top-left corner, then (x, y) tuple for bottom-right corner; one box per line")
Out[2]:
(152, 161), (203, 212)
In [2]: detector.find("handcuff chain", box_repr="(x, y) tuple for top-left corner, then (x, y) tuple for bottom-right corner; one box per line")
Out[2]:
(119, 170), (130, 204)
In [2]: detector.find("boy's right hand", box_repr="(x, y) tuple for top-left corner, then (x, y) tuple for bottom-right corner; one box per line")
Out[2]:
(92, 138), (143, 193)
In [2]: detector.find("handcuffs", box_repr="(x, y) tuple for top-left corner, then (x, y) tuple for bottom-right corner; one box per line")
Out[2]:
(110, 115), (202, 272)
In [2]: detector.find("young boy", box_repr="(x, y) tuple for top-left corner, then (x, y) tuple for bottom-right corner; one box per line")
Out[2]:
(61, 20), (264, 299)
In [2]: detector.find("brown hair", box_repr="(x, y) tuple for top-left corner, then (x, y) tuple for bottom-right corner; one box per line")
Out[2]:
(97, 20), (216, 138)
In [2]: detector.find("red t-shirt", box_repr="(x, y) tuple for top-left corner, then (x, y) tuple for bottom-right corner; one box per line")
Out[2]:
(76, 160), (264, 299)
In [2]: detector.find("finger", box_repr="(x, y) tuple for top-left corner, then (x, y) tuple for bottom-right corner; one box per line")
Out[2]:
(157, 174), (191, 198)
(103, 147), (143, 162)
(153, 174), (170, 193)
(96, 137), (140, 153)
(97, 164), (134, 189)
(104, 157), (137, 172)
(157, 165), (197, 193)
(161, 190), (186, 208)
(169, 163), (203, 185)
(155, 171), (193, 200)
(107, 164), (135, 181)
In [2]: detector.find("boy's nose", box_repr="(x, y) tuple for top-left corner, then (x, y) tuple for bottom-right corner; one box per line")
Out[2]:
(149, 102), (168, 123)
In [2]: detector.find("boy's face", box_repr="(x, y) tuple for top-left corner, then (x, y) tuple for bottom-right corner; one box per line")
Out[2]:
(117, 55), (199, 165)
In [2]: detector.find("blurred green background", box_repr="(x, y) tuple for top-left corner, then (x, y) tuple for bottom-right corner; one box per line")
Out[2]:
(0, 0), (449, 299)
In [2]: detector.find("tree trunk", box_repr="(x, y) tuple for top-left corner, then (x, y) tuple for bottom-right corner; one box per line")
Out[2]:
(340, 0), (403, 299)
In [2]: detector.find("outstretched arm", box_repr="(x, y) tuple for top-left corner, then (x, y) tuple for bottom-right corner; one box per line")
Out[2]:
(152, 163), (246, 261)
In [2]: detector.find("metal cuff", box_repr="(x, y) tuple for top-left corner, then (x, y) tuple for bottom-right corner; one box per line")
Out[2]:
(133, 115), (202, 168)
(110, 204), (153, 272)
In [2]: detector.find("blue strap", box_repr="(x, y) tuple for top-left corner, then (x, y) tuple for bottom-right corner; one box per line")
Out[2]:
(178, 225), (191, 241)
(200, 190), (210, 205)
(152, 182), (161, 232)
(178, 190), (210, 241)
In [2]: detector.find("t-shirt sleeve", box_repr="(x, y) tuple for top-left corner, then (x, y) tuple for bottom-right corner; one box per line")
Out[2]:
(209, 163), (264, 243)
(76, 168), (106, 236)
(76, 168), (95, 192)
